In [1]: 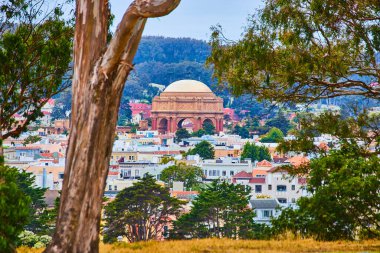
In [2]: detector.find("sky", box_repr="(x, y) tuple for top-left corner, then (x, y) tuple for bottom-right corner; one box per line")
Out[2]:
(109, 0), (263, 41)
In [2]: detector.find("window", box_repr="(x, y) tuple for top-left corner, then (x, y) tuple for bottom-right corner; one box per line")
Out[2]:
(268, 184), (272, 190)
(114, 185), (117, 191)
(230, 171), (234, 176)
(222, 171), (226, 176)
(204, 170), (207, 176)
(291, 198), (296, 203)
(278, 198), (287, 204)
(58, 173), (64, 180)
(277, 185), (287, 192)
(255, 185), (262, 193)
(135, 170), (139, 176)
(263, 210), (272, 218)
(291, 185), (296, 190)
(209, 170), (212, 176)
(108, 185), (112, 190)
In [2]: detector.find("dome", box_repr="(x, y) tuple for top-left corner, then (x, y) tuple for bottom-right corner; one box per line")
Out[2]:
(163, 80), (213, 93)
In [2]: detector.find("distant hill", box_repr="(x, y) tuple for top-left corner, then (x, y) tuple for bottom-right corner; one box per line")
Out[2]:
(124, 36), (214, 102)
(134, 36), (211, 64)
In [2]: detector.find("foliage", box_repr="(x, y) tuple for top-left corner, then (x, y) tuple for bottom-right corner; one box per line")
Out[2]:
(202, 121), (215, 135)
(175, 128), (190, 143)
(272, 141), (380, 240)
(187, 140), (215, 159)
(260, 127), (284, 143)
(118, 97), (132, 126)
(241, 142), (271, 162)
(232, 125), (250, 138)
(191, 128), (206, 137)
(171, 180), (256, 239)
(160, 163), (204, 190)
(160, 156), (175, 165)
(14, 169), (54, 236)
(273, 111), (380, 241)
(23, 135), (42, 145)
(51, 90), (72, 120)
(18, 231), (51, 248)
(103, 175), (184, 243)
(208, 1), (380, 103)
(0, 165), (30, 252)
(0, 0), (72, 144)
(265, 111), (292, 135)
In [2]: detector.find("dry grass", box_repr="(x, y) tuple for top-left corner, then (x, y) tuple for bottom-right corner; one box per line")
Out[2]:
(17, 238), (380, 253)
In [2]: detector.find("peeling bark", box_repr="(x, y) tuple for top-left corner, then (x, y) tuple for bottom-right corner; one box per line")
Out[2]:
(44, 1), (180, 252)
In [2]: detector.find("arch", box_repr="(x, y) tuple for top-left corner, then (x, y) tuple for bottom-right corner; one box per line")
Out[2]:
(202, 118), (215, 127)
(158, 118), (168, 134)
(177, 118), (194, 130)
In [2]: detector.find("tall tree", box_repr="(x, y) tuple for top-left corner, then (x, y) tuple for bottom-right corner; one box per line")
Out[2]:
(272, 141), (380, 240)
(203, 121), (216, 135)
(266, 111), (292, 135)
(175, 128), (190, 142)
(241, 142), (271, 162)
(0, 0), (72, 165)
(103, 175), (183, 243)
(45, 1), (180, 252)
(117, 97), (132, 126)
(160, 163), (203, 190)
(208, 0), (380, 102)
(260, 127), (284, 143)
(171, 180), (256, 239)
(0, 166), (31, 252)
(188, 140), (215, 159)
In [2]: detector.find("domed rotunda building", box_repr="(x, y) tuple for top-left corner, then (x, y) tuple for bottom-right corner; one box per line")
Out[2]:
(151, 80), (224, 134)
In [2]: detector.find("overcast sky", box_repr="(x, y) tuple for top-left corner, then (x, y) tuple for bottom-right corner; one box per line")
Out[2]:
(109, 0), (263, 41)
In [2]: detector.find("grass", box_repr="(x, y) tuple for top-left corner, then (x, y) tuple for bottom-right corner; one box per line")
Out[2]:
(17, 238), (380, 253)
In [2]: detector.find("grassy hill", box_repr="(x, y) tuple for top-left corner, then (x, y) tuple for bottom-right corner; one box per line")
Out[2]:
(17, 238), (380, 253)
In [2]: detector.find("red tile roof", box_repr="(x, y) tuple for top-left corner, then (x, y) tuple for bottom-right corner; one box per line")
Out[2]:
(233, 171), (253, 179)
(256, 160), (272, 167)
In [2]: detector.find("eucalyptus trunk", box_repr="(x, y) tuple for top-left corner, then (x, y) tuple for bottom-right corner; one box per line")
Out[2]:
(0, 133), (4, 165)
(44, 1), (180, 252)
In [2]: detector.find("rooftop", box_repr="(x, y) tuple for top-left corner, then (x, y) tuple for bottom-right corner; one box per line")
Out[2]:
(162, 80), (213, 93)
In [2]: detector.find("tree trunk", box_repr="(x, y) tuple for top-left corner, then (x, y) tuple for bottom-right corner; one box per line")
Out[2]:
(0, 132), (4, 166)
(45, 1), (180, 252)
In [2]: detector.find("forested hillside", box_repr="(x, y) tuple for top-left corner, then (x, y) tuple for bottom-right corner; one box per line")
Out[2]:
(123, 36), (213, 101)
(53, 36), (378, 120)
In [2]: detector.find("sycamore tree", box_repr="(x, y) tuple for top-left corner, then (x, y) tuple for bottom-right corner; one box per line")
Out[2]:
(209, 0), (380, 102)
(0, 0), (72, 164)
(103, 175), (183, 243)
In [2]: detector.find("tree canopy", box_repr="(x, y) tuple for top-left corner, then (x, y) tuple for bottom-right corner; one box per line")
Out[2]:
(0, 166), (31, 252)
(188, 140), (215, 159)
(175, 128), (190, 143)
(241, 142), (271, 162)
(0, 0), (72, 141)
(260, 127), (284, 143)
(171, 180), (256, 239)
(208, 0), (380, 103)
(160, 163), (203, 190)
(103, 175), (184, 243)
(272, 141), (380, 240)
